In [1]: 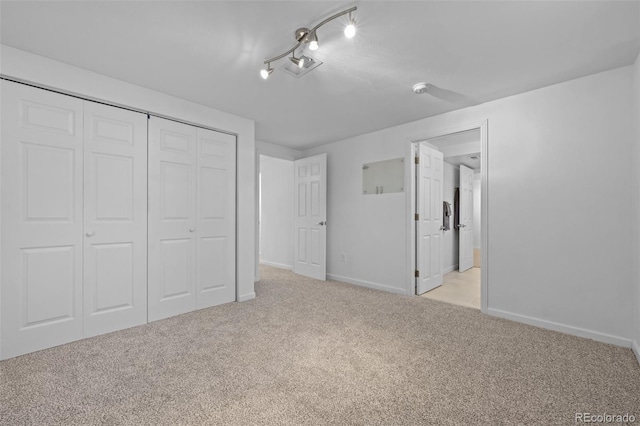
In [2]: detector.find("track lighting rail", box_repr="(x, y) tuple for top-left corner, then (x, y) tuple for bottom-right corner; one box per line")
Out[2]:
(260, 6), (357, 79)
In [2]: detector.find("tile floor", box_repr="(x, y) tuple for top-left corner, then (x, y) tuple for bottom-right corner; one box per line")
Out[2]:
(421, 267), (481, 309)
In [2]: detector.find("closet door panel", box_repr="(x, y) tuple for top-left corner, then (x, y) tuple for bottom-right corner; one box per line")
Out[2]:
(196, 129), (236, 308)
(1, 81), (84, 359)
(148, 117), (197, 321)
(83, 102), (148, 337)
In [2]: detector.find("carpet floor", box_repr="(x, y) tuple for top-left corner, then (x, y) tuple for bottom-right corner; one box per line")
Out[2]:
(1, 265), (639, 425)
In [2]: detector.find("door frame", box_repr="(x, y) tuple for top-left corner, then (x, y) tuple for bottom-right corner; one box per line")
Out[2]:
(405, 120), (488, 313)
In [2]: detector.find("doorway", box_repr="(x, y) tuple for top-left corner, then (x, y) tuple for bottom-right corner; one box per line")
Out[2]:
(258, 155), (295, 271)
(255, 152), (328, 282)
(408, 121), (488, 313)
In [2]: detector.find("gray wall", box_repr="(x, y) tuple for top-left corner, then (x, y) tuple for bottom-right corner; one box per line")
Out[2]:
(304, 66), (635, 346)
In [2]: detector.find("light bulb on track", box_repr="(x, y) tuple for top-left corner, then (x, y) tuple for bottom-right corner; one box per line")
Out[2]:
(290, 53), (305, 68)
(344, 12), (356, 38)
(308, 31), (319, 51)
(260, 68), (273, 80)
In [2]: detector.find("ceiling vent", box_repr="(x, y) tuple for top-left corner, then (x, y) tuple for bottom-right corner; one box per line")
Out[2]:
(280, 55), (323, 78)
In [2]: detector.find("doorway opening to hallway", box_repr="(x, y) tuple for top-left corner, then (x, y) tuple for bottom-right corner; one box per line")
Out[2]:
(410, 121), (487, 312)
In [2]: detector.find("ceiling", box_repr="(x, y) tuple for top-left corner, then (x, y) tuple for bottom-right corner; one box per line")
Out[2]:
(429, 128), (481, 170)
(1, 1), (638, 150)
(444, 153), (481, 171)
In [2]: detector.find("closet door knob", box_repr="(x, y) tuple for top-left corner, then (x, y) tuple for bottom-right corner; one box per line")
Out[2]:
(86, 231), (94, 237)
(189, 228), (195, 233)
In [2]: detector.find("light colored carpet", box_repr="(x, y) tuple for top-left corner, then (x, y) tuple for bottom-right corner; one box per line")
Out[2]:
(1, 265), (639, 425)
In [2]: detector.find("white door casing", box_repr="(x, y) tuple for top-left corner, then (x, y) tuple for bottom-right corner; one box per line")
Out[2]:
(458, 165), (474, 272)
(293, 154), (327, 281)
(416, 143), (444, 295)
(1, 81), (84, 359)
(148, 117), (198, 321)
(195, 128), (236, 309)
(83, 102), (148, 337)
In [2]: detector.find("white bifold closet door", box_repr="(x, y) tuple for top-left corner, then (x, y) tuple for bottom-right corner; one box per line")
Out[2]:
(148, 117), (236, 322)
(1, 82), (84, 359)
(83, 102), (148, 337)
(0, 81), (148, 359)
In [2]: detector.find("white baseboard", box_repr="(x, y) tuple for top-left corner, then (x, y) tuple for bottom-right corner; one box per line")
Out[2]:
(633, 340), (640, 365)
(327, 273), (409, 296)
(238, 292), (256, 302)
(487, 308), (632, 348)
(259, 260), (292, 270)
(443, 264), (459, 274)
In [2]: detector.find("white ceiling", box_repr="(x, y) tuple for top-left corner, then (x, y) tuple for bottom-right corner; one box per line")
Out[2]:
(1, 1), (638, 150)
(429, 128), (481, 170)
(444, 153), (481, 171)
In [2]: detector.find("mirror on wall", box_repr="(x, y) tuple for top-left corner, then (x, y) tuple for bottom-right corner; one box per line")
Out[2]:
(362, 158), (404, 195)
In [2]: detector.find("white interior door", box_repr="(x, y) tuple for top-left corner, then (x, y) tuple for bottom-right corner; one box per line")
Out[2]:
(83, 102), (148, 337)
(148, 117), (197, 322)
(458, 165), (474, 272)
(416, 143), (444, 295)
(293, 153), (327, 280)
(1, 81), (84, 359)
(195, 128), (236, 309)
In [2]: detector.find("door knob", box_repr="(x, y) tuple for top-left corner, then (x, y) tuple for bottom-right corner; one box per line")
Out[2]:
(440, 226), (445, 231)
(86, 231), (94, 237)
(189, 228), (195, 233)
(317, 221), (326, 226)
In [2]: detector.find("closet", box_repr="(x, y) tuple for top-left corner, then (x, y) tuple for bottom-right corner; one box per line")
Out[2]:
(0, 81), (237, 360)
(147, 117), (236, 322)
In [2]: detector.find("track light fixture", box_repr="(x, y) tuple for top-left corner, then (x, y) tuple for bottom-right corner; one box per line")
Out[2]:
(260, 6), (357, 79)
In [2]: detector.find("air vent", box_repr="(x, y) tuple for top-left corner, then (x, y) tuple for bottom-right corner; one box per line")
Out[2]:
(280, 55), (323, 78)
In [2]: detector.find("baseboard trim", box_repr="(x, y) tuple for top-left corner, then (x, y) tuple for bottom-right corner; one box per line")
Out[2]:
(443, 264), (459, 274)
(259, 260), (292, 270)
(327, 274), (409, 296)
(487, 308), (632, 348)
(632, 340), (640, 365)
(238, 292), (256, 302)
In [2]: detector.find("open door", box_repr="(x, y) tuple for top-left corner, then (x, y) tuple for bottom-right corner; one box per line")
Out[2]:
(416, 143), (444, 294)
(458, 164), (474, 272)
(293, 153), (327, 280)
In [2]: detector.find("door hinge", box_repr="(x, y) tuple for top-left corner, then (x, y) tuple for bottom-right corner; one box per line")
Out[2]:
(415, 270), (419, 278)
(414, 213), (419, 221)
(415, 156), (420, 164)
